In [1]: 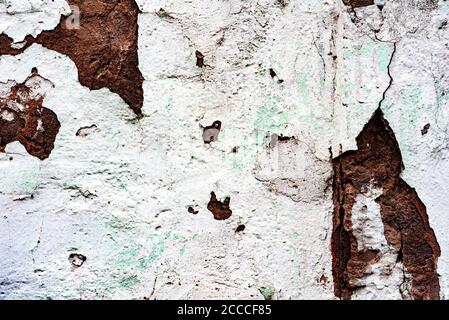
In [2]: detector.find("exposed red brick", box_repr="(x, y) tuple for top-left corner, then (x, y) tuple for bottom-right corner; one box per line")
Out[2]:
(0, 0), (144, 116)
(207, 192), (232, 220)
(331, 109), (440, 300)
(0, 70), (60, 160)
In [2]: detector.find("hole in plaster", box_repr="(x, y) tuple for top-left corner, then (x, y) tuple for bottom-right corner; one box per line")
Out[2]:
(202, 121), (222, 144)
(235, 224), (246, 232)
(320, 275), (328, 284)
(269, 133), (294, 149)
(76, 125), (98, 137)
(68, 253), (87, 268)
(188, 207), (198, 215)
(196, 50), (205, 68)
(421, 123), (430, 135)
(269, 68), (284, 84)
(207, 192), (232, 220)
(277, 0), (288, 8)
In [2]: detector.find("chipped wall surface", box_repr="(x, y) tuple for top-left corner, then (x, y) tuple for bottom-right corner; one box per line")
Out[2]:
(1, 0), (449, 300)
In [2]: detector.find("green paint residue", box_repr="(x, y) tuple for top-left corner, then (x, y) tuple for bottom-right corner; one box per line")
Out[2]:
(427, 76), (449, 153)
(148, 239), (165, 262)
(119, 275), (140, 288)
(289, 244), (299, 258)
(254, 98), (291, 145)
(359, 38), (375, 57)
(164, 231), (181, 242)
(231, 158), (244, 171)
(398, 87), (423, 165)
(341, 38), (394, 139)
(179, 245), (186, 257)
(438, 0), (448, 13)
(297, 71), (310, 104)
(190, 234), (199, 241)
(112, 231), (186, 273)
(258, 287), (276, 300)
(20, 176), (40, 193)
(138, 257), (148, 269)
(163, 231), (181, 241)
(296, 68), (322, 127)
(258, 65), (267, 77)
(344, 48), (355, 59)
(115, 245), (142, 269)
(433, 76), (449, 122)
(115, 177), (126, 190)
(377, 43), (393, 72)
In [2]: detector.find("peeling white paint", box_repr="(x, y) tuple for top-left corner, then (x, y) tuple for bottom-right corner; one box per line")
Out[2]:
(0, 0), (448, 300)
(0, 0), (70, 42)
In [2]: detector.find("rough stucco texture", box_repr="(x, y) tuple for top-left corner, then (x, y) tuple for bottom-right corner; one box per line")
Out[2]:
(1, 0), (449, 300)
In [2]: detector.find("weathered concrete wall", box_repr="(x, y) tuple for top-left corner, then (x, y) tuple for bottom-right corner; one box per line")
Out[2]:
(0, 0), (448, 300)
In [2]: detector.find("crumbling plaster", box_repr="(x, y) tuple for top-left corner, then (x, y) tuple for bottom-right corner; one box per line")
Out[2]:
(1, 0), (449, 300)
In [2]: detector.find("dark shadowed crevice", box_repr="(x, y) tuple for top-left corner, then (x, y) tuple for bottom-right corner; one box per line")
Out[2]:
(68, 253), (87, 268)
(202, 121), (222, 144)
(331, 108), (440, 300)
(342, 0), (375, 8)
(235, 224), (245, 233)
(188, 206), (199, 215)
(0, 0), (144, 117)
(268, 133), (295, 149)
(269, 68), (284, 84)
(0, 70), (60, 160)
(195, 50), (205, 68)
(276, 0), (289, 8)
(421, 123), (430, 135)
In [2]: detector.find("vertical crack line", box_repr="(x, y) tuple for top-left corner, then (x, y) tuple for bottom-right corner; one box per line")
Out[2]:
(378, 42), (397, 110)
(146, 276), (158, 300)
(30, 218), (44, 266)
(313, 38), (327, 79)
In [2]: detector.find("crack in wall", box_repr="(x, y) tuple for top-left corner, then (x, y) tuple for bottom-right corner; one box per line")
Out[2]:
(345, 0), (439, 43)
(0, 0), (144, 116)
(331, 108), (441, 300)
(329, 30), (441, 299)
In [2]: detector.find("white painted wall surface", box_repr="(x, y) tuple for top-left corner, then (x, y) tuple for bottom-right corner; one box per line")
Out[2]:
(1, 0), (448, 300)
